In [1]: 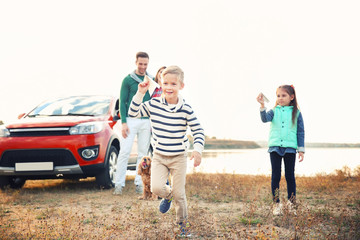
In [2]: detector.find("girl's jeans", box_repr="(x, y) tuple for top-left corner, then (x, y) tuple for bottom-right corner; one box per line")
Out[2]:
(270, 152), (296, 203)
(151, 152), (188, 223)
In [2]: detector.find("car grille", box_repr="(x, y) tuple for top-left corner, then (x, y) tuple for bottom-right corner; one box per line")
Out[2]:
(0, 149), (78, 167)
(9, 127), (70, 137)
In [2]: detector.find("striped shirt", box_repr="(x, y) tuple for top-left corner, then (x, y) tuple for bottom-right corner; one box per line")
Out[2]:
(129, 92), (205, 156)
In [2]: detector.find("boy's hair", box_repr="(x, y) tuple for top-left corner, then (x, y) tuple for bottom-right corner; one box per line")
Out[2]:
(277, 85), (299, 124)
(136, 52), (149, 60)
(161, 65), (184, 83)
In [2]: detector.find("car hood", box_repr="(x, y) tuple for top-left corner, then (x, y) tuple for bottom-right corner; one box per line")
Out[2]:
(6, 116), (110, 129)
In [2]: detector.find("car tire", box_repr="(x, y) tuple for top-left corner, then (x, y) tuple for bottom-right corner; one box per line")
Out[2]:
(9, 177), (26, 189)
(96, 145), (118, 189)
(0, 176), (10, 189)
(0, 176), (26, 189)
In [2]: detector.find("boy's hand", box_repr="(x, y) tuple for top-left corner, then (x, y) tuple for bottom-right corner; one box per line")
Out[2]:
(298, 152), (304, 162)
(138, 80), (150, 94)
(256, 93), (265, 108)
(190, 151), (202, 167)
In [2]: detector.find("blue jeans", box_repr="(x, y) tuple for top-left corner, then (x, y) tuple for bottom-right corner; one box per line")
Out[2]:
(270, 152), (296, 203)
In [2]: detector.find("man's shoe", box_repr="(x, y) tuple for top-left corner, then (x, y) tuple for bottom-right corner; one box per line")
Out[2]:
(113, 186), (123, 195)
(179, 221), (192, 237)
(159, 197), (173, 213)
(135, 185), (143, 194)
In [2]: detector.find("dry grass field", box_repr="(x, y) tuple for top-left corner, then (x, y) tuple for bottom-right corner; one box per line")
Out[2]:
(1, 166), (359, 239)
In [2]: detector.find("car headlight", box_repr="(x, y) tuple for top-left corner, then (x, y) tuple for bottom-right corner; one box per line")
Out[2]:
(0, 126), (10, 137)
(69, 122), (104, 135)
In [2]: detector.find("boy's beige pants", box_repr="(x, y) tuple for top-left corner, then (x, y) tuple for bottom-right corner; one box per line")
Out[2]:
(151, 152), (188, 223)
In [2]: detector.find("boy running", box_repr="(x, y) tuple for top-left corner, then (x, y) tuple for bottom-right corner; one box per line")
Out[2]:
(128, 65), (205, 237)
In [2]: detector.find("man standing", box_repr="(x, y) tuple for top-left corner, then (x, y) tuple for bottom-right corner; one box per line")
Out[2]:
(113, 52), (152, 195)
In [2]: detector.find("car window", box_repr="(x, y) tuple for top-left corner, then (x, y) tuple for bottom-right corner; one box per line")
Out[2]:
(28, 96), (111, 117)
(114, 99), (120, 119)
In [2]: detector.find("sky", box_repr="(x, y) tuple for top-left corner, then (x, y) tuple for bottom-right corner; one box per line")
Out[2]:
(1, 0), (360, 143)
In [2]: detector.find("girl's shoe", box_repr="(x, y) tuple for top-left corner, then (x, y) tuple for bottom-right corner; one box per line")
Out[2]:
(178, 221), (192, 237)
(272, 203), (283, 216)
(286, 200), (297, 215)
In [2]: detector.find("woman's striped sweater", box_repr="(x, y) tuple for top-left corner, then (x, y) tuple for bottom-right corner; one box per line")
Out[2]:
(128, 91), (205, 156)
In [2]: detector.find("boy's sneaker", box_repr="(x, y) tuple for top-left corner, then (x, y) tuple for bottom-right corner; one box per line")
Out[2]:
(272, 203), (283, 216)
(113, 186), (123, 195)
(159, 197), (173, 213)
(178, 221), (192, 238)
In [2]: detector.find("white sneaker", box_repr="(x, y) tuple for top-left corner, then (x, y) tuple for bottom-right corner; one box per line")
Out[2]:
(113, 186), (123, 195)
(272, 203), (283, 216)
(287, 200), (297, 215)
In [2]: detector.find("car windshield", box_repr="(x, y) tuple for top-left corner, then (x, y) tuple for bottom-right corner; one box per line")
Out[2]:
(27, 96), (112, 117)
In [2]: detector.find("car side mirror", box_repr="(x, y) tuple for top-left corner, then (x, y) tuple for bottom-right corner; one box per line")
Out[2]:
(18, 113), (26, 119)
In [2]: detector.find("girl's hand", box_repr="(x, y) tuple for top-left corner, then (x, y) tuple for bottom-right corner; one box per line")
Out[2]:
(138, 80), (150, 94)
(256, 93), (265, 108)
(298, 152), (304, 162)
(190, 151), (202, 167)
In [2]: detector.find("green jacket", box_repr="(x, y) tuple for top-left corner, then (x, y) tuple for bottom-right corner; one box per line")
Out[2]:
(269, 106), (299, 149)
(120, 73), (150, 123)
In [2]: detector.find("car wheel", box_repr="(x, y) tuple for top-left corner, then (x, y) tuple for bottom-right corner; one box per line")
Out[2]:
(0, 176), (10, 189)
(9, 177), (26, 189)
(0, 176), (26, 189)
(96, 145), (118, 189)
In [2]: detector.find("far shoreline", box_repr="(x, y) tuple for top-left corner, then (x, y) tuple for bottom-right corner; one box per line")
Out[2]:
(189, 137), (360, 149)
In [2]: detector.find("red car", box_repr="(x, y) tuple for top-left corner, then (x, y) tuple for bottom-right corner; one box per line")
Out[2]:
(0, 95), (137, 189)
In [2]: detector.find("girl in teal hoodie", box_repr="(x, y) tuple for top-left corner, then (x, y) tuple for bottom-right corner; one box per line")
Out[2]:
(257, 85), (305, 215)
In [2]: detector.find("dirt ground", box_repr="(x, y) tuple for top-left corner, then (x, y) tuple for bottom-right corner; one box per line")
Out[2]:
(0, 173), (359, 239)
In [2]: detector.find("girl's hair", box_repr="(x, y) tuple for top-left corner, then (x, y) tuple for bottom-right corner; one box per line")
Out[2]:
(277, 85), (299, 124)
(161, 65), (184, 83)
(154, 66), (166, 84)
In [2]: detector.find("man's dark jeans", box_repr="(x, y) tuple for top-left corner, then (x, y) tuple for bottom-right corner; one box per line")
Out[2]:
(270, 152), (296, 203)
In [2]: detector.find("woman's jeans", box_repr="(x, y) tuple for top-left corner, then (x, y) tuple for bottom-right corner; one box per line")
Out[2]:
(270, 152), (296, 203)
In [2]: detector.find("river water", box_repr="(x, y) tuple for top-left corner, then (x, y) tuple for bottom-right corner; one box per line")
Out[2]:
(185, 148), (360, 176)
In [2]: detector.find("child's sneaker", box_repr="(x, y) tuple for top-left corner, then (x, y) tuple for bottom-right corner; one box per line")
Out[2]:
(178, 221), (192, 238)
(159, 196), (173, 213)
(286, 200), (297, 215)
(272, 203), (283, 216)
